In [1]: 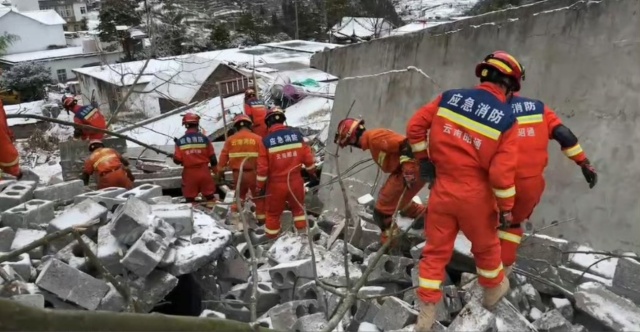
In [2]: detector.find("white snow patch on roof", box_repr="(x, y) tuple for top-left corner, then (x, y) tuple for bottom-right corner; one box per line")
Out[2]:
(72, 59), (172, 86)
(262, 40), (342, 54)
(0, 8), (65, 25)
(284, 96), (333, 130)
(1, 47), (88, 63)
(569, 245), (618, 279)
(4, 100), (45, 126)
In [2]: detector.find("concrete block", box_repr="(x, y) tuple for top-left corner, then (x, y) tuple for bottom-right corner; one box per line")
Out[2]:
(216, 246), (250, 283)
(121, 230), (167, 278)
(35, 258), (110, 310)
(0, 265), (18, 285)
(1, 253), (31, 281)
(98, 283), (126, 312)
(74, 187), (127, 211)
(159, 245), (176, 267)
(293, 312), (328, 332)
(0, 179), (16, 192)
(574, 282), (640, 331)
(244, 282), (281, 315)
(0, 227), (15, 251)
(110, 197), (152, 245)
(349, 225), (380, 250)
(33, 180), (84, 203)
(38, 288), (83, 310)
(11, 228), (46, 259)
(269, 258), (314, 289)
(518, 234), (570, 266)
(329, 239), (364, 262)
(357, 194), (375, 206)
(55, 234), (97, 273)
(11, 294), (44, 309)
(443, 285), (463, 315)
(150, 203), (194, 236)
(552, 297), (574, 322)
(612, 257), (640, 303)
(267, 300), (319, 331)
(150, 196), (173, 204)
(168, 238), (229, 276)
(116, 184), (162, 203)
(355, 298), (382, 324)
(217, 303), (251, 322)
(461, 272), (477, 286)
(150, 215), (176, 246)
(366, 254), (414, 284)
(410, 241), (425, 260)
(533, 309), (573, 332)
(266, 232), (313, 264)
(0, 181), (36, 211)
(212, 203), (229, 221)
(372, 296), (417, 331)
(358, 322), (381, 332)
(492, 298), (537, 332)
(130, 270), (178, 313)
(199, 309), (226, 319)
(47, 199), (108, 252)
(279, 210), (293, 233)
(1, 199), (55, 230)
(97, 223), (126, 275)
(517, 257), (567, 296)
(449, 299), (497, 332)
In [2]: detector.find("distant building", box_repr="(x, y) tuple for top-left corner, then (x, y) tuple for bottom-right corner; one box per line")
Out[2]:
(38, 0), (89, 31)
(3, 0), (40, 11)
(328, 17), (395, 44)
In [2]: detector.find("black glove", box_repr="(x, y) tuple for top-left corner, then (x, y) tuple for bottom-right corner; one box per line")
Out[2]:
(173, 137), (180, 145)
(579, 159), (597, 189)
(255, 187), (266, 198)
(418, 159), (436, 188)
(499, 211), (513, 230)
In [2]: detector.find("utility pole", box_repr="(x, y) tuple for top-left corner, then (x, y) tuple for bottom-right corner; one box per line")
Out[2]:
(294, 0), (299, 40)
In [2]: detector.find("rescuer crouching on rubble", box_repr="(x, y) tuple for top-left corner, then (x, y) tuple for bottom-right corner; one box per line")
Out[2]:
(0, 99), (39, 182)
(61, 97), (107, 141)
(333, 119), (427, 252)
(217, 114), (266, 221)
(256, 107), (317, 239)
(173, 113), (218, 208)
(81, 140), (135, 189)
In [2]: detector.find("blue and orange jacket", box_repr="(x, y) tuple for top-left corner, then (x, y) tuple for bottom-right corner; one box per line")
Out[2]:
(173, 128), (216, 169)
(71, 104), (107, 140)
(218, 128), (263, 172)
(511, 95), (587, 179)
(406, 82), (519, 211)
(244, 98), (268, 138)
(256, 124), (315, 186)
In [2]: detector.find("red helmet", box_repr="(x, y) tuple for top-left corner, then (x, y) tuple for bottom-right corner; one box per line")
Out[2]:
(245, 88), (256, 99)
(182, 112), (200, 125)
(232, 114), (252, 128)
(334, 118), (364, 148)
(264, 107), (286, 126)
(62, 97), (76, 109)
(475, 51), (525, 92)
(88, 139), (104, 151)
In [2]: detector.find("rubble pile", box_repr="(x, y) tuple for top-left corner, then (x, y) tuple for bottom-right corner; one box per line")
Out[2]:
(2, 180), (640, 332)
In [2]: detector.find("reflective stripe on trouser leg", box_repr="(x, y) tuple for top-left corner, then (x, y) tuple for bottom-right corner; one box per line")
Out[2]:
(293, 215), (307, 230)
(498, 227), (523, 267)
(417, 209), (458, 304)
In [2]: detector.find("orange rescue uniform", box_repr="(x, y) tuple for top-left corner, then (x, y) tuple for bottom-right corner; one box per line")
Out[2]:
(244, 98), (268, 138)
(83, 147), (133, 189)
(71, 104), (107, 141)
(257, 124), (315, 238)
(218, 128), (265, 219)
(174, 128), (217, 201)
(407, 83), (518, 303)
(499, 95), (589, 267)
(0, 100), (20, 177)
(360, 129), (426, 240)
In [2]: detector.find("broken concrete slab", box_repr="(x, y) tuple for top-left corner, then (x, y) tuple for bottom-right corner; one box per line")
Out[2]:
(98, 282), (126, 312)
(0, 181), (37, 211)
(372, 296), (417, 331)
(110, 197), (152, 245)
(11, 228), (46, 259)
(121, 230), (167, 278)
(169, 237), (230, 276)
(47, 199), (108, 251)
(266, 299), (320, 331)
(269, 258), (314, 289)
(35, 258), (110, 310)
(55, 234), (97, 272)
(130, 269), (179, 313)
(552, 297), (574, 322)
(0, 252), (31, 281)
(0, 179), (16, 192)
(0, 226), (15, 251)
(493, 298), (537, 332)
(33, 180), (84, 203)
(10, 294), (44, 309)
(116, 184), (163, 203)
(574, 281), (640, 331)
(74, 187), (126, 211)
(292, 312), (328, 331)
(449, 299), (497, 332)
(1, 199), (55, 230)
(566, 243), (618, 279)
(518, 234), (570, 266)
(612, 257), (640, 304)
(533, 309), (573, 332)
(365, 254), (414, 284)
(150, 216), (177, 246)
(150, 203), (193, 236)
(216, 246), (250, 283)
(266, 232), (312, 264)
(97, 222), (126, 275)
(245, 282), (281, 315)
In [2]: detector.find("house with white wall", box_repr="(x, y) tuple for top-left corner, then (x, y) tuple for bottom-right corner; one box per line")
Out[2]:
(38, 0), (89, 31)
(4, 0), (40, 11)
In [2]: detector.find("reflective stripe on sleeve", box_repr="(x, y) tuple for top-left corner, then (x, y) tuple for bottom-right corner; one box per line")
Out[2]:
(437, 107), (501, 140)
(265, 227), (280, 235)
(563, 144), (583, 157)
(399, 155), (412, 164)
(93, 155), (116, 169)
(229, 152), (259, 158)
(477, 263), (504, 279)
(293, 215), (306, 222)
(257, 175), (268, 182)
(418, 277), (442, 290)
(268, 143), (302, 153)
(0, 156), (19, 167)
(410, 141), (428, 153)
(517, 114), (543, 124)
(492, 186), (516, 199)
(377, 152), (386, 166)
(180, 143), (207, 150)
(498, 230), (522, 244)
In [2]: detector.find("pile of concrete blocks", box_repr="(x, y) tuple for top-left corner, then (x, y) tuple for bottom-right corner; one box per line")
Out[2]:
(0, 179), (232, 315)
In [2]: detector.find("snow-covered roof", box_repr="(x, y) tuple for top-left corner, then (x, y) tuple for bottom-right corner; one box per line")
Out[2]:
(329, 17), (394, 39)
(144, 55), (227, 105)
(4, 100), (45, 126)
(0, 47), (92, 63)
(284, 96), (333, 131)
(261, 40), (342, 54)
(72, 59), (173, 86)
(118, 93), (246, 147)
(390, 20), (454, 36)
(0, 7), (66, 25)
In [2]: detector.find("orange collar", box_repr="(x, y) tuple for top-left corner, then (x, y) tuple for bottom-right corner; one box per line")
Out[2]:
(475, 82), (507, 102)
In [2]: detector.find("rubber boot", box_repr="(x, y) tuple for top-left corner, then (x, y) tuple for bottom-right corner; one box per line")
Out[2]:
(482, 277), (510, 309)
(415, 301), (437, 331)
(504, 265), (513, 277)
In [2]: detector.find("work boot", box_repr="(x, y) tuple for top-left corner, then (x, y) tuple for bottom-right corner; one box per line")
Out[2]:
(415, 302), (437, 331)
(504, 265), (513, 277)
(482, 277), (510, 309)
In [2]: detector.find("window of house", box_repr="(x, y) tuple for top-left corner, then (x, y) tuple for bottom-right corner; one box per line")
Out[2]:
(80, 6), (86, 14)
(57, 69), (67, 82)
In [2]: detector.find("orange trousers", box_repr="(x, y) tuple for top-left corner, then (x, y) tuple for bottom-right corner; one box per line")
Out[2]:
(182, 166), (216, 200)
(418, 178), (504, 303)
(97, 169), (133, 190)
(264, 176), (306, 239)
(229, 169), (265, 219)
(376, 163), (426, 243)
(499, 175), (545, 267)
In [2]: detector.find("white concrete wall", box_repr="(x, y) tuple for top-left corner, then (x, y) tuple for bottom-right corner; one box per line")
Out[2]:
(0, 12), (65, 53)
(34, 52), (122, 83)
(72, 2), (88, 21)
(75, 75), (159, 118)
(10, 0), (39, 11)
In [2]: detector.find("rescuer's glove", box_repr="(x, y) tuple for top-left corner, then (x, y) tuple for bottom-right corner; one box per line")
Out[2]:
(499, 211), (513, 230)
(255, 186), (266, 198)
(173, 137), (180, 145)
(578, 159), (597, 189)
(418, 159), (436, 189)
(401, 162), (416, 189)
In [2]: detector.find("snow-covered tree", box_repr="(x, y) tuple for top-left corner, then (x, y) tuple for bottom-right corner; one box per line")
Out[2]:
(2, 62), (54, 102)
(0, 33), (19, 55)
(97, 0), (141, 60)
(209, 24), (231, 50)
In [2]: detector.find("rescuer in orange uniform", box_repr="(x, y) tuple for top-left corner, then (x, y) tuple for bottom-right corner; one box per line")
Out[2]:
(81, 140), (135, 189)
(243, 88), (269, 138)
(62, 97), (107, 141)
(173, 113), (218, 206)
(217, 114), (266, 220)
(407, 51), (525, 329)
(0, 99), (22, 179)
(256, 108), (317, 239)
(499, 93), (598, 276)
(333, 119), (426, 247)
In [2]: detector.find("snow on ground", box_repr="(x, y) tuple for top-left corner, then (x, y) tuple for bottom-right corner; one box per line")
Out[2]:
(396, 0), (479, 21)
(576, 282), (640, 331)
(568, 245), (618, 279)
